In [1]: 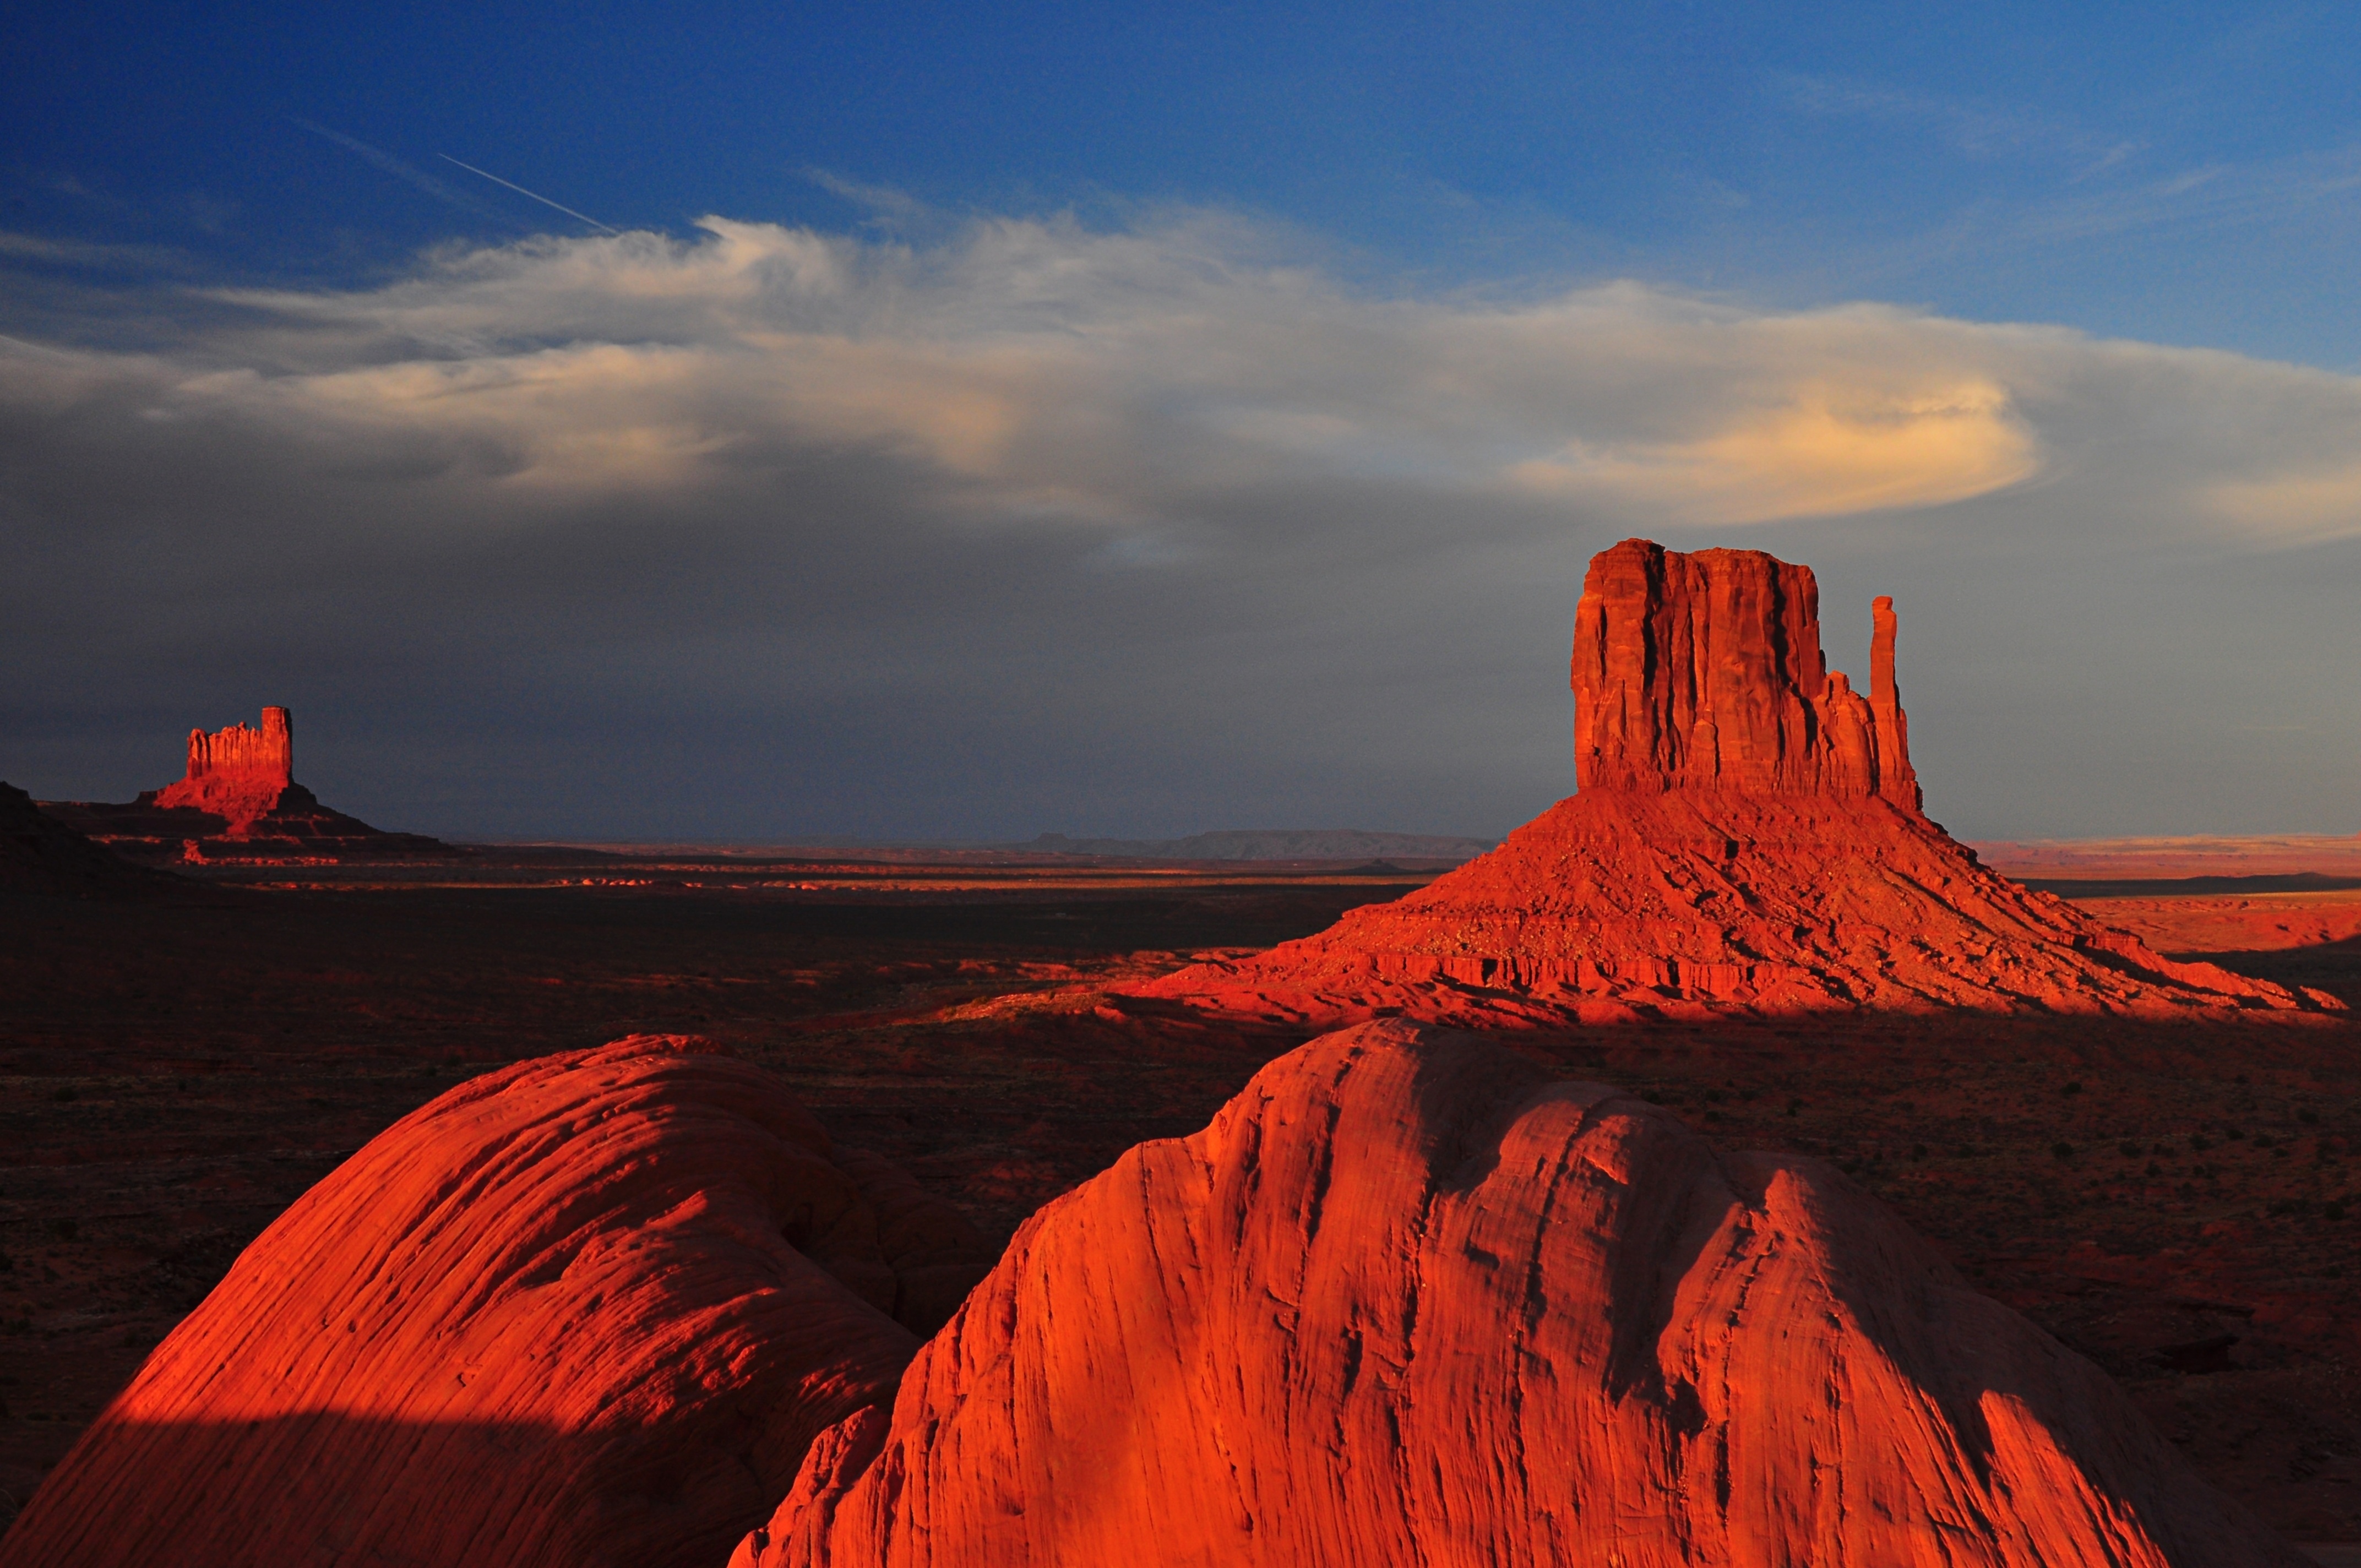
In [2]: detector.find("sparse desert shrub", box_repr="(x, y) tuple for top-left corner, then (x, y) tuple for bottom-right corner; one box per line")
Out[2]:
(1911, 1144), (1927, 1160)
(0, 1251), (11, 1273)
(2147, 1161), (2163, 1178)
(1785, 1097), (1802, 1117)
(50, 1219), (77, 1242)
(2052, 1141), (2076, 1161)
(2328, 1201), (2348, 1222)
(2062, 1081), (2083, 1097)
(2300, 1108), (2321, 1125)
(51, 1087), (74, 1103)
(2255, 1133), (2277, 1150)
(2191, 1133), (2213, 1152)
(2119, 1140), (2142, 1158)
(2227, 1128), (2247, 1141)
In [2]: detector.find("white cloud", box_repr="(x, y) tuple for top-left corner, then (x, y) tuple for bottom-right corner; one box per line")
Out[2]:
(0, 214), (2334, 544)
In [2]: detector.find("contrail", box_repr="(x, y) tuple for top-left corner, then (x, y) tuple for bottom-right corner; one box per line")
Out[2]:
(438, 155), (621, 235)
(290, 118), (513, 225)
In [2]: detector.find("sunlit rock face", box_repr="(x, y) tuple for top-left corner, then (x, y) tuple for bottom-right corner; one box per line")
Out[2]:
(1133, 539), (2339, 1022)
(153, 706), (295, 834)
(1574, 538), (1919, 803)
(742, 1022), (2303, 1568)
(36, 704), (449, 861)
(1, 1036), (993, 1568)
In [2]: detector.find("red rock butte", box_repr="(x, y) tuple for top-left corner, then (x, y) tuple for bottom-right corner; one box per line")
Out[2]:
(36, 705), (448, 862)
(1130, 539), (2343, 1022)
(152, 706), (293, 832)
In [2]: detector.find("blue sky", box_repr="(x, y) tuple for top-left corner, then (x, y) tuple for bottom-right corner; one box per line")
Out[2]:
(4, 3), (2360, 840)
(16, 3), (2361, 360)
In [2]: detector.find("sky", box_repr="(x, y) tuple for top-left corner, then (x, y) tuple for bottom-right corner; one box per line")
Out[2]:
(4, 2), (2359, 842)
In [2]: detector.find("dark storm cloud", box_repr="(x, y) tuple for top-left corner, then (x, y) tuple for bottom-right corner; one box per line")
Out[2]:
(2, 213), (2357, 840)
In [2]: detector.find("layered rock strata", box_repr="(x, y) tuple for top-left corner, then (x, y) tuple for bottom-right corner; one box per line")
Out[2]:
(1133, 540), (2339, 1021)
(1, 1036), (993, 1568)
(1574, 539), (1918, 803)
(741, 1022), (2303, 1567)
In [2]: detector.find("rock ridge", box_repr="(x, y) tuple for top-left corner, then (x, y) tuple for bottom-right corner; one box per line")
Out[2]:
(1, 1035), (995, 1568)
(737, 1023), (2304, 1567)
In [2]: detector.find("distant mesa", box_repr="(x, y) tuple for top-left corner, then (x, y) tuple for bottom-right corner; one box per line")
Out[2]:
(1018, 828), (1496, 864)
(37, 706), (448, 864)
(0, 778), (167, 896)
(1131, 538), (2342, 1021)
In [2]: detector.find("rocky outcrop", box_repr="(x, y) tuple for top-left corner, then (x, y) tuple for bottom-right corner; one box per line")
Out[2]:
(1, 1036), (994, 1568)
(1573, 539), (1917, 802)
(0, 780), (167, 896)
(741, 1023), (2303, 1567)
(154, 707), (293, 831)
(37, 705), (449, 862)
(1132, 540), (2340, 1021)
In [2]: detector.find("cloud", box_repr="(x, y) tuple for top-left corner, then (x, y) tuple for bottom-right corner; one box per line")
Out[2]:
(2, 210), (2359, 840)
(39, 219), (2072, 527)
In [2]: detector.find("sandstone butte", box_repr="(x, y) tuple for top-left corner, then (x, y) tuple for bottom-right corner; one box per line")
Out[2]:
(152, 705), (295, 833)
(36, 706), (447, 862)
(0, 1036), (995, 1568)
(1128, 538), (2344, 1023)
(740, 1021), (2302, 1567)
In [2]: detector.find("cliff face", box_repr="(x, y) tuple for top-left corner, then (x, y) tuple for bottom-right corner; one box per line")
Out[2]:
(1131, 539), (2338, 1021)
(153, 707), (293, 833)
(742, 1023), (2302, 1568)
(1572, 539), (1918, 805)
(2, 1036), (994, 1568)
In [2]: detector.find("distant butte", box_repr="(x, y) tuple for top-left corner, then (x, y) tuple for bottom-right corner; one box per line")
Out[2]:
(38, 706), (449, 864)
(1128, 538), (2343, 1022)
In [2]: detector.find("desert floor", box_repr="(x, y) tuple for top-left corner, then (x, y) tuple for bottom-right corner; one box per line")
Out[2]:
(4, 851), (2360, 1542)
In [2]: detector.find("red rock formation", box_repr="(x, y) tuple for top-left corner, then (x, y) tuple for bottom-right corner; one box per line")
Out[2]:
(741, 1022), (2303, 1567)
(1131, 539), (2340, 1021)
(1, 1036), (993, 1568)
(1572, 539), (1914, 802)
(38, 704), (450, 862)
(154, 706), (293, 834)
